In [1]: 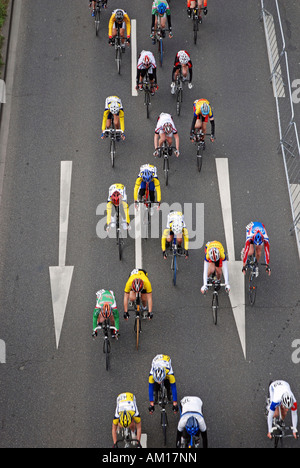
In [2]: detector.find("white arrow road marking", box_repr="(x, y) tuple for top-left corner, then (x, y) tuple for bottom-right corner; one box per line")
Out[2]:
(49, 161), (74, 349)
(216, 158), (246, 359)
(140, 433), (147, 448)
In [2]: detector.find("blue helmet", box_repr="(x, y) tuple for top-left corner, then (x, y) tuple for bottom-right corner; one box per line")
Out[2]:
(253, 232), (263, 245)
(157, 3), (167, 15)
(141, 169), (153, 183)
(185, 416), (199, 436)
(201, 103), (210, 116)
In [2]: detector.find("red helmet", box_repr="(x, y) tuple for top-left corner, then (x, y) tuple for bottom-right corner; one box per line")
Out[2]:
(110, 191), (122, 206)
(100, 302), (112, 319)
(132, 278), (144, 292)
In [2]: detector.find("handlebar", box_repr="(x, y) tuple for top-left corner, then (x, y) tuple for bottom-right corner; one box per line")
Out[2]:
(114, 439), (142, 448)
(104, 129), (123, 134)
(94, 325), (118, 332)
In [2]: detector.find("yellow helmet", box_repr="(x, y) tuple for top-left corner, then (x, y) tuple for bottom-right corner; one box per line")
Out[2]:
(119, 411), (132, 428)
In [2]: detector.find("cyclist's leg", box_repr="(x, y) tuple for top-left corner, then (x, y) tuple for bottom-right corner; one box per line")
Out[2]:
(181, 64), (188, 79)
(113, 114), (120, 130)
(158, 131), (167, 148)
(207, 262), (216, 278)
(215, 266), (222, 280)
(255, 244), (263, 262)
(164, 379), (172, 401)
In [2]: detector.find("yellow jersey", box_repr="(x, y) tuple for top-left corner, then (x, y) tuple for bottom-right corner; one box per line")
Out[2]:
(102, 96), (125, 132)
(106, 183), (130, 225)
(193, 98), (213, 119)
(113, 392), (141, 426)
(133, 164), (161, 202)
(108, 10), (131, 38)
(124, 269), (152, 294)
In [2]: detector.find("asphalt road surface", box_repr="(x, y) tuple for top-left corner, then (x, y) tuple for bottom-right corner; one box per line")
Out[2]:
(0, 0), (299, 449)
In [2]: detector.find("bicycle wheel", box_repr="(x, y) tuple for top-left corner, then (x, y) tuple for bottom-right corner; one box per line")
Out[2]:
(172, 253), (177, 286)
(134, 315), (140, 350)
(103, 339), (111, 371)
(176, 88), (182, 116)
(163, 155), (169, 186)
(197, 145), (203, 172)
(161, 410), (168, 446)
(145, 90), (150, 119)
(193, 13), (199, 44)
(110, 138), (115, 167)
(212, 292), (218, 325)
(248, 274), (257, 306)
(95, 8), (101, 36)
(116, 45), (121, 74)
(159, 38), (163, 66)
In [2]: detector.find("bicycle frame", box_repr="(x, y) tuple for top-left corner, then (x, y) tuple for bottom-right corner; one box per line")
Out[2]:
(156, 143), (177, 186)
(193, 130), (212, 173)
(94, 321), (118, 371)
(105, 123), (123, 168)
(206, 277), (227, 325)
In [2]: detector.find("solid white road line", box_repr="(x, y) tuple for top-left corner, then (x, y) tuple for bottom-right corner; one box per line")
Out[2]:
(131, 19), (138, 97)
(49, 161), (74, 349)
(135, 206), (143, 270)
(140, 433), (147, 448)
(216, 158), (246, 359)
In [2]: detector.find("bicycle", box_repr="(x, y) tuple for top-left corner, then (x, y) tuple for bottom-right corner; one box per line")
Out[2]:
(153, 380), (170, 446)
(139, 73), (158, 119)
(192, 130), (212, 173)
(137, 184), (160, 240)
(111, 25), (128, 74)
(93, 321), (118, 371)
(165, 237), (186, 286)
(103, 123), (123, 168)
(270, 406), (299, 448)
(205, 276), (228, 325)
(243, 254), (269, 306)
(114, 427), (142, 448)
(152, 15), (171, 67)
(92, 0), (106, 37)
(191, 7), (204, 45)
(180, 434), (202, 448)
(108, 204), (125, 260)
(128, 292), (148, 350)
(155, 143), (177, 186)
(174, 71), (184, 116)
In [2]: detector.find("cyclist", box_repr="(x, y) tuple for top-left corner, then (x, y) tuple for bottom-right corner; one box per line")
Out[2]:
(151, 1), (173, 45)
(266, 380), (298, 440)
(124, 269), (153, 320)
(108, 9), (131, 51)
(106, 184), (130, 231)
(134, 164), (162, 210)
(176, 396), (208, 448)
(190, 98), (215, 146)
(101, 96), (125, 141)
(92, 289), (119, 338)
(136, 51), (158, 96)
(162, 210), (189, 259)
(187, 0), (208, 20)
(201, 240), (230, 294)
(171, 50), (193, 95)
(242, 221), (271, 276)
(148, 354), (178, 414)
(90, 0), (107, 17)
(154, 112), (180, 158)
(112, 392), (142, 446)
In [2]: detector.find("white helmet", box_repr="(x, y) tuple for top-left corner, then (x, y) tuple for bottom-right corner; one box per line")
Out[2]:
(171, 220), (183, 235)
(110, 102), (120, 115)
(281, 392), (293, 409)
(178, 51), (189, 65)
(209, 247), (220, 262)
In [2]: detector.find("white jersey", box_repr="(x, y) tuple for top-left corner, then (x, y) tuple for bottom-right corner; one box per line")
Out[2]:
(155, 112), (177, 135)
(108, 184), (127, 203)
(166, 211), (186, 229)
(104, 96), (123, 112)
(178, 396), (207, 433)
(267, 380), (298, 433)
(114, 393), (140, 419)
(137, 50), (156, 71)
(149, 354), (174, 376)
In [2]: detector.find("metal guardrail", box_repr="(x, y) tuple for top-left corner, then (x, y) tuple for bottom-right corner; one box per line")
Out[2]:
(261, 0), (300, 259)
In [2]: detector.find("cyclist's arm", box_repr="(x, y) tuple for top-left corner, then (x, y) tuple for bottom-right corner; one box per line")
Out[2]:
(161, 229), (169, 252)
(147, 292), (153, 313)
(106, 201), (113, 225)
(148, 375), (155, 403)
(124, 14), (131, 37)
(167, 374), (178, 402)
(183, 227), (189, 251)
(112, 419), (120, 444)
(102, 110), (109, 132)
(134, 177), (142, 201)
(93, 308), (100, 330)
(264, 240), (270, 266)
(152, 67), (158, 84)
(151, 13), (156, 30)
(154, 132), (160, 149)
(136, 68), (142, 85)
(267, 406), (276, 434)
(222, 259), (229, 285)
(112, 307), (120, 332)
(188, 65), (193, 83)
(108, 15), (115, 38)
(119, 109), (125, 132)
(242, 240), (251, 266)
(173, 132), (180, 151)
(167, 13), (172, 30)
(210, 117), (215, 137)
(153, 178), (161, 203)
(203, 260), (209, 286)
(292, 403), (298, 432)
(190, 114), (197, 135)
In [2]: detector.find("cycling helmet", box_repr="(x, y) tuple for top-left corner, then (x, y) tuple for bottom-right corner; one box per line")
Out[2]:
(110, 190), (122, 206)
(178, 51), (189, 65)
(119, 411), (132, 428)
(201, 103), (210, 116)
(143, 55), (151, 67)
(153, 365), (166, 383)
(157, 3), (167, 15)
(281, 392), (293, 409)
(253, 232), (263, 246)
(141, 169), (153, 183)
(115, 9), (124, 22)
(132, 278), (144, 293)
(171, 220), (183, 235)
(109, 102), (120, 115)
(209, 247), (220, 262)
(163, 122), (173, 134)
(185, 416), (200, 436)
(100, 302), (112, 319)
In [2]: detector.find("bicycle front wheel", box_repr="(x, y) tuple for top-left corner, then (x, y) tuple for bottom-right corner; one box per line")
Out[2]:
(163, 155), (169, 186)
(212, 293), (218, 325)
(248, 275), (257, 306)
(159, 38), (163, 66)
(197, 146), (203, 172)
(103, 339), (111, 371)
(176, 88), (182, 116)
(95, 9), (101, 36)
(145, 90), (150, 119)
(116, 46), (121, 74)
(110, 138), (115, 167)
(171, 254), (177, 286)
(161, 410), (168, 446)
(193, 15), (199, 44)
(134, 316), (141, 350)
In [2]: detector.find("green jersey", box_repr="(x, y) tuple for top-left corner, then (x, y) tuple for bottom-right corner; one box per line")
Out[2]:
(151, 0), (170, 16)
(93, 289), (119, 331)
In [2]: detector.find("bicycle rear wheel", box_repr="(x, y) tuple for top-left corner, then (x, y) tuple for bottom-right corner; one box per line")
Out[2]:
(248, 275), (257, 306)
(212, 293), (218, 325)
(95, 8), (101, 36)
